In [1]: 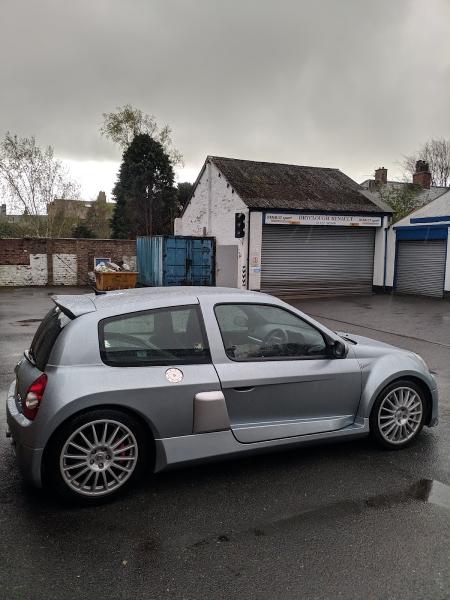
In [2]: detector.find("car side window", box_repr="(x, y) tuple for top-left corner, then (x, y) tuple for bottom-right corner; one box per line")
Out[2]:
(99, 305), (210, 367)
(214, 303), (327, 361)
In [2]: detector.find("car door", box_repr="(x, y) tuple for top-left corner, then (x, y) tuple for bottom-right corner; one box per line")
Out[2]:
(98, 303), (221, 440)
(208, 302), (362, 443)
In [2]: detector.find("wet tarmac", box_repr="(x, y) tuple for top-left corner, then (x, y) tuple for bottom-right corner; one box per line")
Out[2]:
(0, 288), (449, 599)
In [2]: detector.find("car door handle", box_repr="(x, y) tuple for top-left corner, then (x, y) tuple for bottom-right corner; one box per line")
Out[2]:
(233, 386), (255, 392)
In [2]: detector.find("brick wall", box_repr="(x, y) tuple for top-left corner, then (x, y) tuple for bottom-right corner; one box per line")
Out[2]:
(0, 238), (136, 286)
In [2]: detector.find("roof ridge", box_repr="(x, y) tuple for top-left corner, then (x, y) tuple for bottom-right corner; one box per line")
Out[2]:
(209, 156), (340, 171)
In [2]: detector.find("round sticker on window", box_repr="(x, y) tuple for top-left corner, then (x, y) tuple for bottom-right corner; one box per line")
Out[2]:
(165, 368), (183, 383)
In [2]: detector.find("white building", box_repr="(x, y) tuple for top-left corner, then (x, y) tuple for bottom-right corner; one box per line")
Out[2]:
(175, 156), (391, 297)
(385, 189), (450, 299)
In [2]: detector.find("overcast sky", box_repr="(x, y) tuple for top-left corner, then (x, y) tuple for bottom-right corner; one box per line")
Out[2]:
(1, 0), (449, 200)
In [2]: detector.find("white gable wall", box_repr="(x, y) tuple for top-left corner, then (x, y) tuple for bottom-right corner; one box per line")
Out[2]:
(175, 161), (249, 288)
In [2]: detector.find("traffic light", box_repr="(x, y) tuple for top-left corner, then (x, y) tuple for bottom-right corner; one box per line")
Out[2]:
(235, 212), (245, 238)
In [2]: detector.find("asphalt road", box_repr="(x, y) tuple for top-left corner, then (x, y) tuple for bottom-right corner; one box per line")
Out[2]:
(0, 288), (449, 600)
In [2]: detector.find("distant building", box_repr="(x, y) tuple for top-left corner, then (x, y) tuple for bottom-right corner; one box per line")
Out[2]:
(1, 191), (113, 238)
(1, 198), (92, 222)
(0, 204), (44, 226)
(360, 162), (449, 208)
(47, 198), (92, 221)
(0, 203), (24, 223)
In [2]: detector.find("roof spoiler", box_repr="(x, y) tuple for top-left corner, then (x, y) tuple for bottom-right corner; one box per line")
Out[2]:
(52, 295), (97, 319)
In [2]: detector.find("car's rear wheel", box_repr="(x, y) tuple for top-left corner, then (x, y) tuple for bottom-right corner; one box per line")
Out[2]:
(43, 409), (149, 504)
(370, 380), (426, 449)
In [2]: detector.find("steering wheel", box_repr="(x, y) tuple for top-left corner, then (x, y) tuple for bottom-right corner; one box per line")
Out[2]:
(263, 328), (288, 347)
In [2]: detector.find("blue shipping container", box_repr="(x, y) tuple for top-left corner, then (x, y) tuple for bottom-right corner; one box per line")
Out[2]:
(137, 236), (215, 287)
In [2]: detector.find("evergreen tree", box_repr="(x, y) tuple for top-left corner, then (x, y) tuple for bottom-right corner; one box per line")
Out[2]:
(176, 181), (194, 213)
(111, 134), (176, 238)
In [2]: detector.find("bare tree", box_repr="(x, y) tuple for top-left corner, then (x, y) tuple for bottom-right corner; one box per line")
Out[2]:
(100, 104), (183, 167)
(402, 138), (450, 187)
(0, 133), (80, 236)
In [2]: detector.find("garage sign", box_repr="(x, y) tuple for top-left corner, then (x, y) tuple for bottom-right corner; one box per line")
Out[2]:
(264, 213), (382, 227)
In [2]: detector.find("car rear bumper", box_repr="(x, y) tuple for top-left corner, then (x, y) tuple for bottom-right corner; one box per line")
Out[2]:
(6, 380), (43, 488)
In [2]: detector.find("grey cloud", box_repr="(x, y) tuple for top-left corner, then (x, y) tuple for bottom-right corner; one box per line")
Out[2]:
(1, 0), (449, 183)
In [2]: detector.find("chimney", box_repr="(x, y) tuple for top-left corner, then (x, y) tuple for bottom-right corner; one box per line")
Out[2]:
(413, 160), (431, 189)
(0, 203), (6, 216)
(374, 167), (387, 185)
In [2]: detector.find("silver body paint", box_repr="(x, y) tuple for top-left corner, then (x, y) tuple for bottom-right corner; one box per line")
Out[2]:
(6, 287), (439, 487)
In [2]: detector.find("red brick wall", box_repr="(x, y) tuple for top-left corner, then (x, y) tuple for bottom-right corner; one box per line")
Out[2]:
(0, 238), (136, 286)
(0, 238), (48, 265)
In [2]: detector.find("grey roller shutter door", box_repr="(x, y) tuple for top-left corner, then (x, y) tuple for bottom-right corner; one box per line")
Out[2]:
(261, 225), (376, 298)
(395, 240), (446, 298)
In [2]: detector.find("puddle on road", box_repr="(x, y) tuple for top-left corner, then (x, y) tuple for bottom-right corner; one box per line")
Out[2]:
(366, 479), (450, 510)
(268, 479), (450, 531)
(186, 479), (450, 550)
(414, 479), (450, 510)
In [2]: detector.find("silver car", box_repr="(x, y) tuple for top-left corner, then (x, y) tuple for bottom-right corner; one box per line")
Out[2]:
(6, 287), (438, 504)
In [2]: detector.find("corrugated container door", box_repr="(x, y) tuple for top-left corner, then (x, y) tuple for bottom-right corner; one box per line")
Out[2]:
(188, 238), (215, 286)
(163, 237), (189, 285)
(137, 236), (163, 286)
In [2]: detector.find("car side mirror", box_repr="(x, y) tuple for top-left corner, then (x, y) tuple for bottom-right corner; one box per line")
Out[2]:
(330, 339), (347, 359)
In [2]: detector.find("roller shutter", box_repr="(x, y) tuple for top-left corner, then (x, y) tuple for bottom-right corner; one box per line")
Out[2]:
(395, 240), (446, 298)
(261, 225), (376, 298)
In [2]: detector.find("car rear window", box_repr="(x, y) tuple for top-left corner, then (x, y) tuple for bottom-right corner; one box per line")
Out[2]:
(29, 307), (72, 370)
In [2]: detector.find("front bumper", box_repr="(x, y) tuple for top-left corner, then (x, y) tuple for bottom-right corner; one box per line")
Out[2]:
(6, 380), (43, 487)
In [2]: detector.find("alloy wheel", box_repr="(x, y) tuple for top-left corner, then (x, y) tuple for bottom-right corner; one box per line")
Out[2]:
(59, 419), (138, 497)
(377, 386), (423, 445)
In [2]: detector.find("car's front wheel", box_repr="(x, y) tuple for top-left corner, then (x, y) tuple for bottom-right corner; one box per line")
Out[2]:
(43, 409), (148, 504)
(370, 380), (427, 449)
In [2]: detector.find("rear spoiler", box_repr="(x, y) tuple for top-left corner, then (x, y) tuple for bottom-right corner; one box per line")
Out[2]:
(52, 295), (97, 319)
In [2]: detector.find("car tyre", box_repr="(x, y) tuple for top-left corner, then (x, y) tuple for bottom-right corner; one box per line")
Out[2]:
(370, 379), (427, 450)
(43, 409), (149, 505)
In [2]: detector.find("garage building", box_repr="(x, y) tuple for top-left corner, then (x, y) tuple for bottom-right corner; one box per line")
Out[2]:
(385, 189), (450, 299)
(176, 156), (391, 298)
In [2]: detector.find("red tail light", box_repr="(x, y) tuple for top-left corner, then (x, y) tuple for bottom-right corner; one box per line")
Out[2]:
(23, 374), (48, 420)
